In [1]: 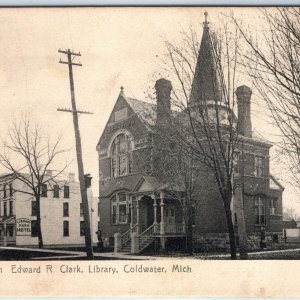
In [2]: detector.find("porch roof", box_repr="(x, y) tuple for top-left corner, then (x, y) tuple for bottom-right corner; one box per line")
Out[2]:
(132, 176), (185, 195)
(0, 216), (15, 224)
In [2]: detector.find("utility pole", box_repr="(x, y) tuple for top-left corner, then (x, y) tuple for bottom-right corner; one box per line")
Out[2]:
(58, 48), (94, 259)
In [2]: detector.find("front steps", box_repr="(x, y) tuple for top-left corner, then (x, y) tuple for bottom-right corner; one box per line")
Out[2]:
(120, 235), (156, 254)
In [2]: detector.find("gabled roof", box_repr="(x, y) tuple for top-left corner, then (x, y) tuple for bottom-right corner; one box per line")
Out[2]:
(125, 97), (156, 129)
(132, 175), (185, 194)
(189, 12), (222, 104)
(132, 176), (160, 193)
(270, 175), (285, 191)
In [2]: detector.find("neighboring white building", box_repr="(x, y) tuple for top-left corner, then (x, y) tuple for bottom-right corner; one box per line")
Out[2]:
(0, 172), (99, 247)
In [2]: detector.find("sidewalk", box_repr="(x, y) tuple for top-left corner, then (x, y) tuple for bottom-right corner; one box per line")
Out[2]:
(0, 246), (158, 260)
(1, 246), (300, 260)
(194, 247), (300, 259)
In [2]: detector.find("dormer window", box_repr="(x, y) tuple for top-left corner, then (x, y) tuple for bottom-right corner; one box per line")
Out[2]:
(110, 133), (133, 177)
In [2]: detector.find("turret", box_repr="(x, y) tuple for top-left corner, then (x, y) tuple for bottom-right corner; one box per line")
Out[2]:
(189, 12), (222, 105)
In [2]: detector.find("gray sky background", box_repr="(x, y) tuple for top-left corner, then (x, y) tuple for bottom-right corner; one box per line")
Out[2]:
(0, 7), (297, 213)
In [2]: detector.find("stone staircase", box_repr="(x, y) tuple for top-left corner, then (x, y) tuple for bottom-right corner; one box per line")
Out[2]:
(121, 224), (156, 254)
(121, 240), (131, 253)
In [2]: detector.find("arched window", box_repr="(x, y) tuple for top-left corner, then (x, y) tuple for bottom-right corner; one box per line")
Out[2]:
(110, 133), (133, 177)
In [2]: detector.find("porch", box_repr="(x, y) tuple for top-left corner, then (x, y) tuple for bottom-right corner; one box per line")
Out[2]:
(0, 216), (16, 246)
(119, 189), (186, 254)
(129, 191), (186, 236)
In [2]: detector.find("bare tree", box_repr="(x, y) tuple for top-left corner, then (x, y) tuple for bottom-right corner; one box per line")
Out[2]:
(149, 16), (248, 259)
(152, 124), (198, 254)
(234, 8), (300, 188)
(0, 115), (69, 248)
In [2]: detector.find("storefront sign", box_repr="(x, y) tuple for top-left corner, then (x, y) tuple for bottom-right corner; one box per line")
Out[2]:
(16, 218), (31, 236)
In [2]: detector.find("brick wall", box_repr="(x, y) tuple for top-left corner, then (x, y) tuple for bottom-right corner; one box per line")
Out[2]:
(97, 92), (283, 245)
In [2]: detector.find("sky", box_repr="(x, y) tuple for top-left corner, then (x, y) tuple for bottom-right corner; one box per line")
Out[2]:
(0, 7), (297, 213)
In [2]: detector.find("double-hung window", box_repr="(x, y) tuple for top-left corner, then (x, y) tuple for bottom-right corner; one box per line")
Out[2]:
(111, 193), (128, 225)
(63, 220), (69, 236)
(64, 186), (70, 198)
(255, 196), (266, 225)
(41, 183), (47, 197)
(270, 198), (277, 215)
(254, 156), (264, 177)
(53, 185), (59, 198)
(63, 202), (69, 217)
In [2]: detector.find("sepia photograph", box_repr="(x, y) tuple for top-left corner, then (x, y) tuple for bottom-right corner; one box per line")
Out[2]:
(0, 5), (300, 296)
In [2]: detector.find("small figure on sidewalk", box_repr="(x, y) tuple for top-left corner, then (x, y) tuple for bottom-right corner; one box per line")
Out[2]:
(283, 228), (287, 243)
(96, 228), (104, 251)
(260, 225), (266, 250)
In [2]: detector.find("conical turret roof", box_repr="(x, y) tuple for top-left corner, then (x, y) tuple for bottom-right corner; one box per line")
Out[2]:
(189, 12), (222, 104)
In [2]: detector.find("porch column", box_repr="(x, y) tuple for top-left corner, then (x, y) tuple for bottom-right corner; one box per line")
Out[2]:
(160, 191), (165, 235)
(136, 196), (140, 234)
(7, 201), (10, 217)
(153, 195), (158, 233)
(3, 222), (7, 247)
(130, 196), (133, 229)
(182, 220), (186, 234)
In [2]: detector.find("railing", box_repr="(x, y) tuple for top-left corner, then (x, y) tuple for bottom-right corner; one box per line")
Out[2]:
(121, 224), (139, 245)
(0, 236), (16, 243)
(7, 236), (15, 242)
(165, 223), (185, 234)
(140, 224), (154, 237)
(153, 223), (160, 234)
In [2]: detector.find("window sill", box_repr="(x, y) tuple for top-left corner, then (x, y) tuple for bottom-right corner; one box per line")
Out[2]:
(101, 172), (144, 182)
(254, 224), (266, 227)
(243, 174), (267, 179)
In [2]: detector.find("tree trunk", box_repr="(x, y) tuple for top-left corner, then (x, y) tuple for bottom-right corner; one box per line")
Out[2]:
(36, 196), (43, 248)
(224, 202), (237, 259)
(235, 184), (248, 259)
(185, 204), (193, 255)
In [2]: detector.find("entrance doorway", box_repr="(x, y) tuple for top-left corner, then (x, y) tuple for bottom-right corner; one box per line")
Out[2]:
(165, 204), (176, 224)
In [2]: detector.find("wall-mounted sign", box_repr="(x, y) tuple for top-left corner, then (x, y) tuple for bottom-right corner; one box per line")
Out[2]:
(16, 218), (31, 236)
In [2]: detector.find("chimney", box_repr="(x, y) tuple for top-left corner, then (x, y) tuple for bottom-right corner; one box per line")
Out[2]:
(155, 78), (172, 126)
(69, 172), (75, 182)
(236, 85), (252, 138)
